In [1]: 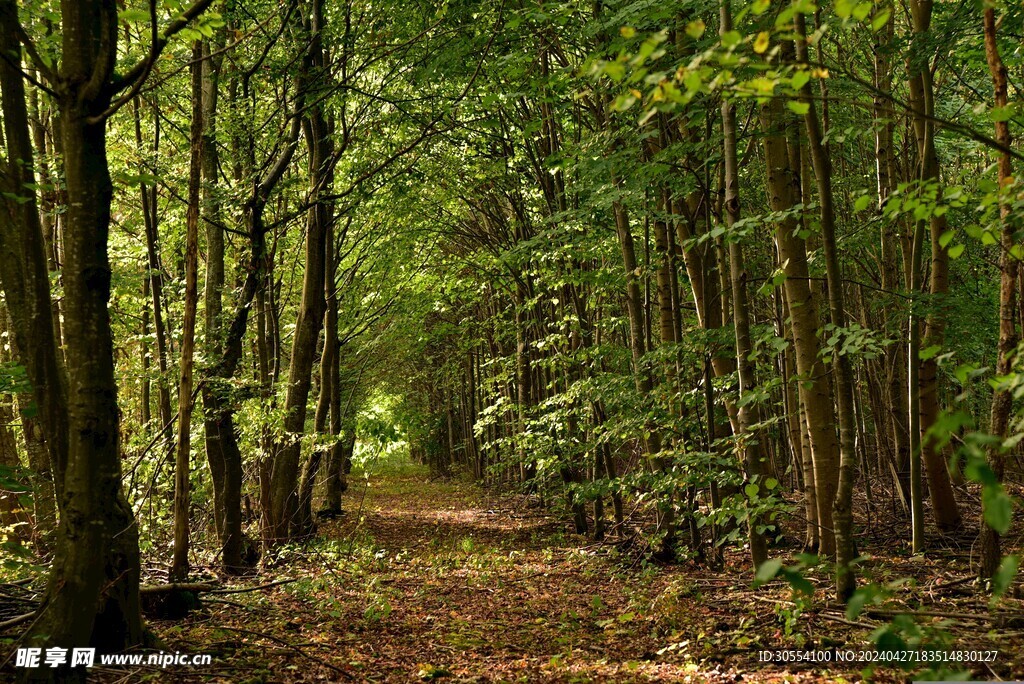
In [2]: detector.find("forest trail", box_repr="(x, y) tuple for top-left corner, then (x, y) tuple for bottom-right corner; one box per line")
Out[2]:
(147, 463), (872, 683)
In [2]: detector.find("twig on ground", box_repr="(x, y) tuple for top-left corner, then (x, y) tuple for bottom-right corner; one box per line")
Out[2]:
(214, 625), (355, 679)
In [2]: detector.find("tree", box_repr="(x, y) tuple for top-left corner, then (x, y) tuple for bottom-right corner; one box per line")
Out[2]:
(0, 0), (213, 659)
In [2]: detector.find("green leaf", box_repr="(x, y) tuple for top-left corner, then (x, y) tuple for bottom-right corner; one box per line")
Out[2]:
(991, 104), (1015, 122)
(613, 93), (638, 111)
(603, 62), (626, 81)
(119, 8), (151, 23)
(753, 558), (783, 587)
(721, 30), (742, 47)
(791, 70), (810, 90)
(846, 588), (870, 619)
(835, 0), (855, 19)
(991, 555), (1019, 602)
(938, 229), (955, 248)
(684, 71), (703, 93)
(744, 483), (759, 498)
(685, 20), (705, 39)
(753, 31), (770, 53)
(854, 194), (872, 212)
(852, 1), (872, 21)
(919, 345), (942, 361)
(418, 663), (453, 680)
(782, 568), (815, 596)
(983, 485), (1013, 535)
(871, 7), (891, 30)
(787, 100), (810, 115)
(965, 459), (998, 487)
(947, 243), (965, 259)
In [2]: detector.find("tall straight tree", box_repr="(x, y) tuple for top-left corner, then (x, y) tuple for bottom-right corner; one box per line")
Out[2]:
(759, 95), (841, 557)
(794, 14), (858, 600)
(979, 0), (1016, 580)
(171, 41), (205, 582)
(201, 4), (306, 570)
(267, 0), (330, 542)
(906, 0), (962, 539)
(721, 0), (768, 570)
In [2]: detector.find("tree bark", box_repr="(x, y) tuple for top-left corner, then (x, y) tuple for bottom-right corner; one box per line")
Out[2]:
(759, 96), (841, 557)
(794, 15), (858, 600)
(979, 3), (1016, 579)
(133, 97), (174, 433)
(907, 0), (962, 536)
(719, 7), (768, 568)
(0, 0), (147, 658)
(170, 41), (205, 582)
(267, 1), (330, 542)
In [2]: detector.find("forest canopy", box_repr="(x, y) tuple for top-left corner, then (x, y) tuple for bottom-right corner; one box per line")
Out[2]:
(1, 0), (1024, 680)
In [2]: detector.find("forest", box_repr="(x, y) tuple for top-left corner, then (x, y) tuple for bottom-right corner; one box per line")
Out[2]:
(1, 0), (1024, 680)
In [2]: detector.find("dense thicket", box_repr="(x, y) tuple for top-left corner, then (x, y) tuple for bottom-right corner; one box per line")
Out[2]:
(1, 0), (1023, 676)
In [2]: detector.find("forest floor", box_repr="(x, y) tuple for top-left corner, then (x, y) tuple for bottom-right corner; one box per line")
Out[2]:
(77, 464), (1024, 681)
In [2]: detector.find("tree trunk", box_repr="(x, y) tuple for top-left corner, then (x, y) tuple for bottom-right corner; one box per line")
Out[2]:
(170, 41), (205, 582)
(760, 96), (841, 557)
(794, 15), (858, 600)
(612, 196), (674, 556)
(872, 15), (911, 510)
(133, 98), (174, 433)
(267, 3), (329, 542)
(719, 9), (768, 569)
(1, 0), (145, 656)
(907, 0), (962, 535)
(201, 36), (227, 544)
(295, 224), (339, 536)
(979, 4), (1016, 579)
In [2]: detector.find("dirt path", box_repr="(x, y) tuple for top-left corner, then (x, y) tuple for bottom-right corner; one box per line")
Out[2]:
(144, 462), (1024, 682)
(147, 464), (878, 682)
(312, 468), (701, 682)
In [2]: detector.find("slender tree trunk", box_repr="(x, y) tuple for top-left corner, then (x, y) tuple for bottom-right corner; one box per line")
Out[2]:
(760, 95), (841, 557)
(612, 196), (675, 556)
(907, 0), (962, 536)
(295, 221), (339, 536)
(134, 98), (174, 433)
(200, 36), (227, 545)
(872, 16), (911, 509)
(323, 420), (354, 513)
(719, 11), (768, 568)
(979, 4), (1016, 579)
(267, 4), (329, 542)
(170, 42), (205, 582)
(0, 309), (27, 538)
(795, 16), (858, 600)
(204, 35), (304, 571)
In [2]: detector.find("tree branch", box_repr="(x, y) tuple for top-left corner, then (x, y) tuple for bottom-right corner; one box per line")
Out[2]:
(88, 0), (217, 124)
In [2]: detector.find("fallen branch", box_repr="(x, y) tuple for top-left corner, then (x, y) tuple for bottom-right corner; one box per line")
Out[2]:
(139, 577), (298, 596)
(0, 612), (34, 630)
(139, 582), (217, 595)
(209, 578), (299, 595)
(817, 612), (878, 629)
